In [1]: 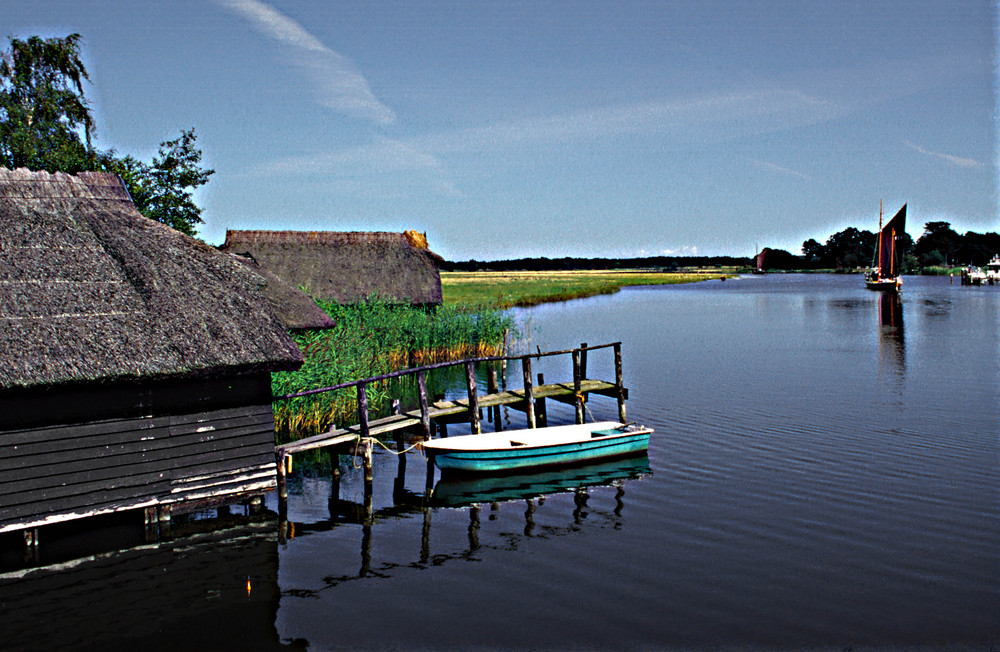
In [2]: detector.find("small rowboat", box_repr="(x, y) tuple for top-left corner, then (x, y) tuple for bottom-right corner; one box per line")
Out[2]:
(421, 421), (653, 474)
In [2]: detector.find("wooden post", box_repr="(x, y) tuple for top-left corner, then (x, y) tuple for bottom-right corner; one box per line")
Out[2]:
(276, 449), (288, 514)
(572, 349), (585, 424)
(536, 372), (547, 427)
(614, 343), (626, 423)
(357, 383), (370, 439)
(418, 371), (431, 441)
(158, 505), (172, 539)
(466, 360), (481, 434)
(144, 506), (158, 542)
(390, 396), (406, 474)
(24, 528), (38, 564)
(487, 366), (501, 431)
(580, 342), (588, 379)
(522, 356), (536, 428)
(362, 437), (374, 488)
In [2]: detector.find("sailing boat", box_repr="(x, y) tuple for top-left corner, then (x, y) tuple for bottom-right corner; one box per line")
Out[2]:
(865, 202), (906, 291)
(753, 247), (766, 274)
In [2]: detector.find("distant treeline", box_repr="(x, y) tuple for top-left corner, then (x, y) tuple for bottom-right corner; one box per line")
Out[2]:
(799, 222), (999, 271)
(441, 256), (747, 272)
(444, 222), (999, 273)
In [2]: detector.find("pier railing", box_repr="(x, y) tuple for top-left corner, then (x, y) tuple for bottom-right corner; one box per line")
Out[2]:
(273, 341), (626, 448)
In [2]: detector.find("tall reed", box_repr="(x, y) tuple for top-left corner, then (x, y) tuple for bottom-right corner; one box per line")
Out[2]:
(271, 298), (516, 442)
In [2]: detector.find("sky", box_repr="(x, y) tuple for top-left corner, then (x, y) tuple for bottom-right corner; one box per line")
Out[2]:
(2, 0), (996, 261)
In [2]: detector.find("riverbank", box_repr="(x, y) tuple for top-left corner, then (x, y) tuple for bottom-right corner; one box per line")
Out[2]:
(441, 269), (726, 308)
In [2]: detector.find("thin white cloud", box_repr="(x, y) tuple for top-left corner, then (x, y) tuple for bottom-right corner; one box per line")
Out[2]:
(219, 0), (395, 124)
(903, 140), (980, 168)
(266, 137), (439, 175)
(262, 88), (844, 176)
(418, 89), (842, 153)
(749, 158), (812, 180)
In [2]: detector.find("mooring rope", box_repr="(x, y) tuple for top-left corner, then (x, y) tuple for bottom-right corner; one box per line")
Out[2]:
(575, 391), (599, 423)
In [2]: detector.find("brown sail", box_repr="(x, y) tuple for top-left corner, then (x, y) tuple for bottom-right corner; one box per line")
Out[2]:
(866, 203), (906, 291)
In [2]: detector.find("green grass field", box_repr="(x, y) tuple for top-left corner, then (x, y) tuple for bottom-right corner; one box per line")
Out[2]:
(442, 269), (727, 308)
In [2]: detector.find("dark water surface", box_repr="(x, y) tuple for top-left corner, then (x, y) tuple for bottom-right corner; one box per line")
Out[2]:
(2, 274), (997, 650)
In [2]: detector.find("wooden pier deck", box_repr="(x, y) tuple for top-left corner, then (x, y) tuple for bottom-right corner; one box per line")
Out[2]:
(272, 343), (630, 501)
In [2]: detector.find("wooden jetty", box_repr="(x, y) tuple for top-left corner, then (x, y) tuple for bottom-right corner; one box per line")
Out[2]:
(273, 342), (629, 505)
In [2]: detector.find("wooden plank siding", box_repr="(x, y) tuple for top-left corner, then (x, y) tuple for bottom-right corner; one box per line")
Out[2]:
(0, 374), (279, 533)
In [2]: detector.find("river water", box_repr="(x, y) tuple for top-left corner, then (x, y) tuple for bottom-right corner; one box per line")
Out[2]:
(2, 274), (997, 650)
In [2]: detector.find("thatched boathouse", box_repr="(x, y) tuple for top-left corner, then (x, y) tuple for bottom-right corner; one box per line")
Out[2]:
(221, 230), (444, 306)
(0, 169), (304, 536)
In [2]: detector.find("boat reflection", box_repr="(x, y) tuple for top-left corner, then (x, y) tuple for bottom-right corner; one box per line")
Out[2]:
(876, 291), (905, 384)
(430, 454), (652, 509)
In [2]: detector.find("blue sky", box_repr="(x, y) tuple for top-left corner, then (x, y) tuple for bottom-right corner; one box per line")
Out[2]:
(3, 1), (996, 260)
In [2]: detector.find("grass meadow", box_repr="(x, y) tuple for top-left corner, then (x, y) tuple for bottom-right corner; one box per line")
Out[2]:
(441, 269), (727, 307)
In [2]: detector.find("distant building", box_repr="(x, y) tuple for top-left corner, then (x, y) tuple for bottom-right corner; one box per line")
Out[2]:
(0, 169), (304, 535)
(221, 230), (444, 306)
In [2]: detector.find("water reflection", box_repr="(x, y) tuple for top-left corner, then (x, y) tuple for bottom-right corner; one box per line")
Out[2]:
(430, 455), (650, 508)
(876, 291), (906, 391)
(0, 515), (295, 651)
(277, 455), (651, 587)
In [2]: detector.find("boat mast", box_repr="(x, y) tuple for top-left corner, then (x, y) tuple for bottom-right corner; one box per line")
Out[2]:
(876, 200), (883, 279)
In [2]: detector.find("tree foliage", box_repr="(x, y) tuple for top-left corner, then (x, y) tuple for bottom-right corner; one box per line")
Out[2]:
(913, 221), (1000, 267)
(102, 130), (214, 236)
(0, 34), (95, 172)
(0, 34), (213, 236)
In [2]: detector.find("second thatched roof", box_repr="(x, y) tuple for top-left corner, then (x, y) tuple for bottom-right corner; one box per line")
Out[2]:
(220, 230), (443, 306)
(0, 168), (304, 392)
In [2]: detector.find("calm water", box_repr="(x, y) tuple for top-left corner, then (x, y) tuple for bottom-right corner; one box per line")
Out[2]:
(2, 274), (998, 650)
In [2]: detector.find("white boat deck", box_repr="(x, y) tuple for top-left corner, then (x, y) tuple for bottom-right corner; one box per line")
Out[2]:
(421, 421), (635, 452)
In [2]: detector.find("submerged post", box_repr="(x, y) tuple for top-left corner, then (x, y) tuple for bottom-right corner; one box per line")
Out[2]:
(614, 343), (626, 423)
(466, 361), (481, 434)
(522, 356), (536, 428)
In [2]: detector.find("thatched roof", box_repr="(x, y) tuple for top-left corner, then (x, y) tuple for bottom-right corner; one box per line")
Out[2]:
(0, 168), (303, 392)
(228, 253), (335, 330)
(220, 230), (443, 306)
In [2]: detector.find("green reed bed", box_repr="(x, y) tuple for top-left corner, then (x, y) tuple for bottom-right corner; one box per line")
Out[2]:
(271, 298), (516, 443)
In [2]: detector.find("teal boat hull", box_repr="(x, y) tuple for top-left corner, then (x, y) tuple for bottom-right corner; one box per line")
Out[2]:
(423, 422), (652, 475)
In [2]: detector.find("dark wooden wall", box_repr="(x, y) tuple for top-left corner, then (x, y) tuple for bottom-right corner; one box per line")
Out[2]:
(0, 374), (278, 533)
